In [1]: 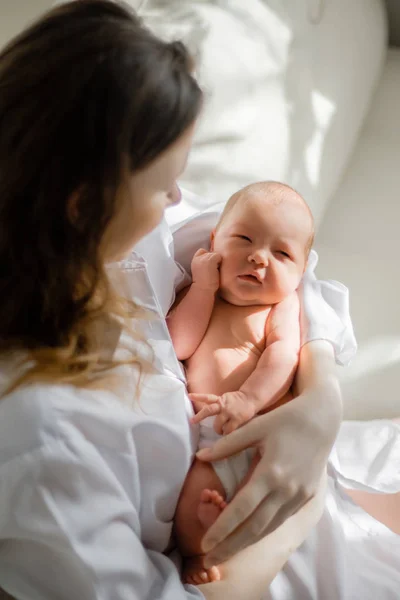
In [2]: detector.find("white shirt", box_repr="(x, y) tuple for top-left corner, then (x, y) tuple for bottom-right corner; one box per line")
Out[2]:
(0, 215), (358, 599)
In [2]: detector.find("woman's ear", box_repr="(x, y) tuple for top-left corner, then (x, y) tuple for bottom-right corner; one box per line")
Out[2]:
(210, 229), (216, 251)
(67, 186), (84, 225)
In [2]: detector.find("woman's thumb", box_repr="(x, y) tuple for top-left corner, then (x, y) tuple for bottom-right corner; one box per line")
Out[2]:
(196, 418), (259, 461)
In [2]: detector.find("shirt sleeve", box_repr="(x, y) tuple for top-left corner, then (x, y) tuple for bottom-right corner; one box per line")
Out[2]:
(299, 249), (357, 366)
(0, 433), (204, 600)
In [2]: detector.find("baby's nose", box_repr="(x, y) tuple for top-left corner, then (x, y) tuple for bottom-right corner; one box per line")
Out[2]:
(249, 249), (269, 266)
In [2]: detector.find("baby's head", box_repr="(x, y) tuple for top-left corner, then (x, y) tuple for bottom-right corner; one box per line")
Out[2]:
(211, 181), (314, 306)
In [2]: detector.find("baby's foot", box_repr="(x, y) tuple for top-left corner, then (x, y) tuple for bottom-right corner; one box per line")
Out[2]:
(197, 488), (227, 530)
(183, 555), (221, 585)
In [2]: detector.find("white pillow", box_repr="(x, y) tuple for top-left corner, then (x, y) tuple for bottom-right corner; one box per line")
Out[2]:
(140, 0), (387, 226)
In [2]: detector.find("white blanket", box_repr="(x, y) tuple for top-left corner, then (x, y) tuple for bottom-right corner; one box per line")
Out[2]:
(267, 419), (400, 600)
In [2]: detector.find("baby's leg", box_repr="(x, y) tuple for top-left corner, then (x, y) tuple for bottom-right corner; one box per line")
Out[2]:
(175, 391), (295, 584)
(175, 458), (226, 557)
(174, 457), (227, 584)
(346, 489), (400, 534)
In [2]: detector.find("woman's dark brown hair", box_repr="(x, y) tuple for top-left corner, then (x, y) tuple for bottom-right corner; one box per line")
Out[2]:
(0, 0), (202, 391)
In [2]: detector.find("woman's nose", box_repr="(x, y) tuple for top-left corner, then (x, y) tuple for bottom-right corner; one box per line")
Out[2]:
(166, 183), (182, 207)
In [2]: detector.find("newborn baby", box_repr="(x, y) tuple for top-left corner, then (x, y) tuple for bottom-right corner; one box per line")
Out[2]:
(167, 181), (314, 584)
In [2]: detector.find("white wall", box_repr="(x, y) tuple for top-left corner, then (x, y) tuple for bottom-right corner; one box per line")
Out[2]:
(0, 0), (53, 49)
(3, 2), (400, 50)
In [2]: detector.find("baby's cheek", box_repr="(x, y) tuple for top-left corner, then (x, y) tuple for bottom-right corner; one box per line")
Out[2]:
(220, 255), (234, 277)
(218, 263), (231, 289)
(279, 266), (298, 294)
(287, 269), (303, 293)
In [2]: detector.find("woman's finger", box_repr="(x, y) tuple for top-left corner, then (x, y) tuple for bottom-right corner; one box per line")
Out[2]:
(196, 415), (262, 461)
(205, 474), (327, 569)
(203, 491), (303, 568)
(204, 476), (326, 567)
(203, 491), (281, 567)
(222, 418), (240, 435)
(262, 475), (322, 539)
(201, 475), (269, 553)
(258, 492), (307, 539)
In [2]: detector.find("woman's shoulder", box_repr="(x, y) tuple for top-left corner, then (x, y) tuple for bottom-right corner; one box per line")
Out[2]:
(0, 375), (138, 469)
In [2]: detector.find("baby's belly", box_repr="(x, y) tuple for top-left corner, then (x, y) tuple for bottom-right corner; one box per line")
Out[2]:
(186, 341), (261, 396)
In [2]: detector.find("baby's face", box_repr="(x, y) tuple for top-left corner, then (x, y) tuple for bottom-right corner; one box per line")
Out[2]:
(212, 196), (311, 306)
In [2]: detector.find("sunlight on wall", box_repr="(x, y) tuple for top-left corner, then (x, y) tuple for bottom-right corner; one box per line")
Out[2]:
(340, 336), (400, 383)
(305, 90), (336, 186)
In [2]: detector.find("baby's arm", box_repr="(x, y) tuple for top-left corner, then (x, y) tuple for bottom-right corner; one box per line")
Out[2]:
(240, 291), (300, 413)
(191, 291), (300, 433)
(167, 249), (221, 361)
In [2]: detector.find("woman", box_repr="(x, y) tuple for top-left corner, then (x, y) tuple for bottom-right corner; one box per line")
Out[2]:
(0, 2), (398, 599)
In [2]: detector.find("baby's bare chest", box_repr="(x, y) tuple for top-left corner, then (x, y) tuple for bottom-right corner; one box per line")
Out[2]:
(203, 301), (270, 354)
(185, 300), (271, 394)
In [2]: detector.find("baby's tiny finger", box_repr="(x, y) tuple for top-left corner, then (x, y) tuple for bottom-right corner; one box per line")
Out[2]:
(189, 393), (220, 404)
(191, 412), (204, 424)
(214, 413), (229, 435)
(191, 407), (210, 422)
(193, 248), (208, 257)
(191, 404), (221, 423)
(191, 410), (208, 424)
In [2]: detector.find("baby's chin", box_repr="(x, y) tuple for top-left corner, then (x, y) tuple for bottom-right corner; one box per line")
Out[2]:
(218, 285), (283, 307)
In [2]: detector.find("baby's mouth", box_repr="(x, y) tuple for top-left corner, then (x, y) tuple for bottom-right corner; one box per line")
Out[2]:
(238, 273), (262, 285)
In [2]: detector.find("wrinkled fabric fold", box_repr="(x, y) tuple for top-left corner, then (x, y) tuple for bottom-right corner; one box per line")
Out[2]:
(300, 250), (357, 366)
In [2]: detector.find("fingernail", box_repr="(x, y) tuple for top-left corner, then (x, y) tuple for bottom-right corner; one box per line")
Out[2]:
(196, 448), (212, 460)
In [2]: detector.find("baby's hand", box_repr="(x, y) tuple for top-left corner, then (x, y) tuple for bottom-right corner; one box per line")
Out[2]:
(190, 391), (257, 435)
(191, 248), (222, 292)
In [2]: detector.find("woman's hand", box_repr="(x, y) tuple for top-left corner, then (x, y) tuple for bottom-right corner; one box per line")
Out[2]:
(198, 470), (327, 600)
(196, 340), (341, 567)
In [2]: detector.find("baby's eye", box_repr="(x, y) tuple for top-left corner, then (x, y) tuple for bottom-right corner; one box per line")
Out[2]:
(277, 250), (291, 259)
(237, 235), (252, 242)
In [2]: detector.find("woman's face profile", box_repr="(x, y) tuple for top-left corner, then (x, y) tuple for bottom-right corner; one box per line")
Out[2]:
(103, 122), (196, 262)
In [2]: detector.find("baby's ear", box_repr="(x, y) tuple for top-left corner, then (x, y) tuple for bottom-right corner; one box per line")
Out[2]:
(210, 229), (216, 251)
